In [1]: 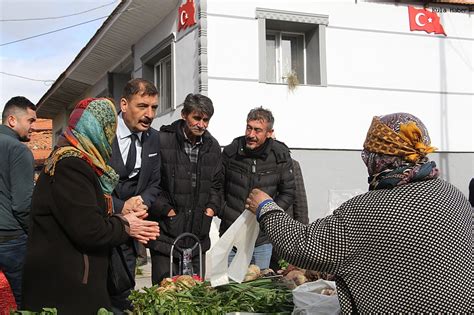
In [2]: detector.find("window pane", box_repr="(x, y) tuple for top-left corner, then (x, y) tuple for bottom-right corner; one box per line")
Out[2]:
(282, 34), (304, 84)
(164, 58), (172, 110)
(154, 64), (161, 93)
(155, 54), (172, 113)
(281, 36), (292, 81)
(160, 64), (167, 111)
(266, 34), (276, 83)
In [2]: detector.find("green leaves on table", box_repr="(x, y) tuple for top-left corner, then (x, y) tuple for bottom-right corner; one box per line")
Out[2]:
(130, 278), (293, 314)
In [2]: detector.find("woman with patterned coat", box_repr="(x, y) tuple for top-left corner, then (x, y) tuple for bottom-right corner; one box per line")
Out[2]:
(246, 113), (472, 313)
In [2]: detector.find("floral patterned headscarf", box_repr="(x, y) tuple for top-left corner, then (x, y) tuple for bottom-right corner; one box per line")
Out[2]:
(361, 113), (439, 191)
(45, 98), (119, 213)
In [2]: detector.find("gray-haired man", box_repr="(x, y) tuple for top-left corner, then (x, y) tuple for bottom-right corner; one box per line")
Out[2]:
(148, 93), (223, 284)
(221, 107), (295, 269)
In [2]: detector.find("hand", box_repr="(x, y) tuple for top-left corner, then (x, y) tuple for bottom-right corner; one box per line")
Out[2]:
(167, 209), (176, 217)
(204, 208), (215, 217)
(123, 210), (160, 244)
(246, 188), (272, 215)
(122, 196), (147, 218)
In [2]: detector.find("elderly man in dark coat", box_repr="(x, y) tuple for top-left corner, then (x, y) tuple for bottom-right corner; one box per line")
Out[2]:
(148, 93), (223, 284)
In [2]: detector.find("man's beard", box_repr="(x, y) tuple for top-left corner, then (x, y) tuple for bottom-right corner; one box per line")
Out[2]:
(19, 135), (31, 142)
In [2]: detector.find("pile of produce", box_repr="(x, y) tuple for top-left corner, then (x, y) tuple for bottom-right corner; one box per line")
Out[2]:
(129, 273), (293, 314)
(276, 260), (336, 295)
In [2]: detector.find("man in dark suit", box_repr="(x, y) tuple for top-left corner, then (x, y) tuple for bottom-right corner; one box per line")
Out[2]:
(109, 78), (161, 313)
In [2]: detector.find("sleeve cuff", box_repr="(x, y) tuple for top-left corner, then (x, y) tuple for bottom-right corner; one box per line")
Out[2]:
(256, 199), (273, 220)
(114, 214), (130, 235)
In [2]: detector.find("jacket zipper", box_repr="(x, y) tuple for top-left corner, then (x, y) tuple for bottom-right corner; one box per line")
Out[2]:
(82, 254), (89, 284)
(249, 159), (257, 196)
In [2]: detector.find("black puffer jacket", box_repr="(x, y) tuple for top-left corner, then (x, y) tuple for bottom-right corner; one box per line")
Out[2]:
(221, 136), (295, 246)
(148, 120), (223, 255)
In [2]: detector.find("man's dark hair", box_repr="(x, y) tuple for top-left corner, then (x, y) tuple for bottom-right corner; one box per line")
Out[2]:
(181, 93), (214, 118)
(247, 106), (274, 130)
(121, 78), (158, 101)
(2, 96), (36, 123)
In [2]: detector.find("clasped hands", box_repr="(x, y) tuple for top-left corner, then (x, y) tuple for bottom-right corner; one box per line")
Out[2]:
(122, 195), (160, 244)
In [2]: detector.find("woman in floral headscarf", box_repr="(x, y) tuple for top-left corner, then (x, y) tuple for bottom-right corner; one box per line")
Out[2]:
(245, 113), (472, 313)
(21, 98), (159, 314)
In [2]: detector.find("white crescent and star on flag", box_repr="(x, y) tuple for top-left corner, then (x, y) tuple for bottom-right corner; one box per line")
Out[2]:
(180, 10), (189, 26)
(415, 13), (433, 27)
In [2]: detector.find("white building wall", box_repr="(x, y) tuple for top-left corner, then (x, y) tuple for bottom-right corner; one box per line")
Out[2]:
(132, 1), (202, 128)
(205, 0), (473, 152)
(133, 6), (177, 78)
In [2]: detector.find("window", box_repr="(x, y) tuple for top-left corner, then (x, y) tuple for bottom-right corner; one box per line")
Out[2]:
(257, 8), (329, 86)
(154, 54), (172, 113)
(141, 34), (174, 115)
(266, 32), (305, 84)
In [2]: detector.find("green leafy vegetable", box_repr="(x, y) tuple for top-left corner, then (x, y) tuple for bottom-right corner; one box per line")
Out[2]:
(130, 278), (293, 314)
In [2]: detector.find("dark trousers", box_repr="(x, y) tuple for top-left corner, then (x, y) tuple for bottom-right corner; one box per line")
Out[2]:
(150, 250), (205, 285)
(110, 242), (136, 315)
(0, 234), (27, 308)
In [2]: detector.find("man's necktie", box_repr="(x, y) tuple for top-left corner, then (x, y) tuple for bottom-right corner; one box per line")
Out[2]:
(125, 133), (138, 176)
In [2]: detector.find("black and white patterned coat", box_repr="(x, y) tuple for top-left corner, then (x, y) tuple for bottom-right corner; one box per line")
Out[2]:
(259, 178), (473, 313)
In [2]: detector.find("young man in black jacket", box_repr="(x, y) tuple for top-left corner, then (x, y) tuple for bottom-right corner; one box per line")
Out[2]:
(0, 96), (36, 307)
(221, 107), (295, 269)
(148, 93), (223, 284)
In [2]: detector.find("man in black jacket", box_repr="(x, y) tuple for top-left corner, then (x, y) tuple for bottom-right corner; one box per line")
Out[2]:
(221, 107), (295, 269)
(0, 96), (36, 307)
(148, 93), (223, 284)
(109, 79), (161, 312)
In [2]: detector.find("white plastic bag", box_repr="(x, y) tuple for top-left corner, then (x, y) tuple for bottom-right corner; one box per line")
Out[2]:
(205, 210), (259, 287)
(293, 279), (341, 315)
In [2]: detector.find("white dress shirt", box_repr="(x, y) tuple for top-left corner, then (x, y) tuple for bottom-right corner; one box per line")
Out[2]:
(117, 113), (142, 178)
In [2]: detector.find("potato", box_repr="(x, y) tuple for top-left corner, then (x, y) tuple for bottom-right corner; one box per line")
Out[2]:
(284, 270), (307, 286)
(244, 264), (261, 282)
(244, 272), (259, 282)
(247, 264), (260, 275)
(321, 288), (337, 296)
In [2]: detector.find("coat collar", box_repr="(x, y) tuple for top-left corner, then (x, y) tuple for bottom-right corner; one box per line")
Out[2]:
(0, 125), (20, 140)
(162, 119), (213, 146)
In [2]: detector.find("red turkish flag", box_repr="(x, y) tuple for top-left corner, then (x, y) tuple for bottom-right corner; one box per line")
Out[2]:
(178, 0), (196, 32)
(408, 6), (446, 36)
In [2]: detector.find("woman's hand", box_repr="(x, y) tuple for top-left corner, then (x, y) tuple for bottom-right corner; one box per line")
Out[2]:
(123, 211), (160, 244)
(246, 188), (272, 215)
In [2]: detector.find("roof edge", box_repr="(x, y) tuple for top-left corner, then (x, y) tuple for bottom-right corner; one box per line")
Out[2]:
(36, 0), (130, 114)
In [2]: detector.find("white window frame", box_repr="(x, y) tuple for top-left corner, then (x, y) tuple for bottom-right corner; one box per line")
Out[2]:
(154, 54), (172, 114)
(141, 34), (175, 116)
(257, 8), (328, 86)
(266, 30), (306, 84)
